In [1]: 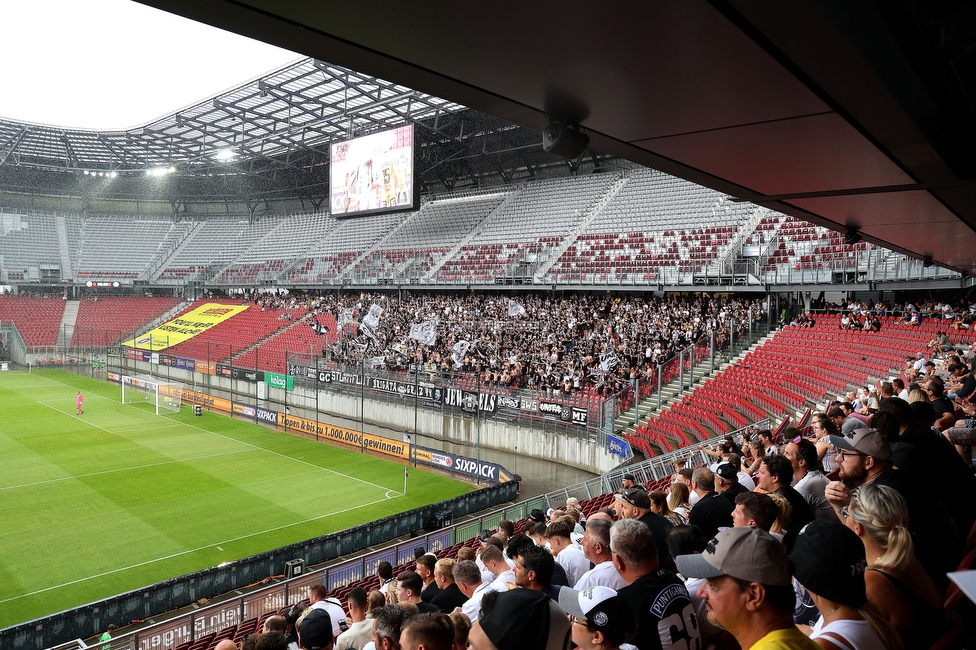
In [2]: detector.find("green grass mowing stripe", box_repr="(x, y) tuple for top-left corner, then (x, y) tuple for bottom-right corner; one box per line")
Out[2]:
(0, 369), (473, 628)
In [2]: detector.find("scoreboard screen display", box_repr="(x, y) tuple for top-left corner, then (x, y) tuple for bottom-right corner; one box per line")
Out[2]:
(330, 125), (415, 218)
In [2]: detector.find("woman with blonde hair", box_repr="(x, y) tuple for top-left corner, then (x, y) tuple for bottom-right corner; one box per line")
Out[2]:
(666, 482), (691, 522)
(766, 491), (791, 538)
(907, 388), (929, 404)
(845, 483), (947, 648)
(648, 490), (684, 525)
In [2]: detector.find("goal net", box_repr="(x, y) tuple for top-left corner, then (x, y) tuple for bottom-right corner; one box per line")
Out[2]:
(121, 374), (184, 415)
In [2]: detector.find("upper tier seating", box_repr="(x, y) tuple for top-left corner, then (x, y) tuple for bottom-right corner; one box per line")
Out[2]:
(159, 218), (279, 282)
(76, 216), (193, 280)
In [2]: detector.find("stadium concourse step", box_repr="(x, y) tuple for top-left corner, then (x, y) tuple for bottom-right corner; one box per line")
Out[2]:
(615, 329), (776, 441)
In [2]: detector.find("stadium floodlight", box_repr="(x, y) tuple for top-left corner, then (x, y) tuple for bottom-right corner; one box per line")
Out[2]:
(214, 149), (236, 161)
(121, 374), (184, 415)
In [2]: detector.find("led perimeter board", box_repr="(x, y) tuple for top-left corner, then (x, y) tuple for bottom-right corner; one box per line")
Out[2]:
(330, 125), (415, 218)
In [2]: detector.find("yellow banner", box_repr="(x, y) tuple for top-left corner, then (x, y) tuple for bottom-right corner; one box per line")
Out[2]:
(282, 414), (411, 459)
(123, 303), (249, 350)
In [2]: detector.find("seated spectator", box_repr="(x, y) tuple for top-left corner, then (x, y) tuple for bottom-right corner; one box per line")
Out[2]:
(676, 527), (819, 649)
(783, 437), (835, 522)
(465, 588), (570, 650)
(786, 520), (902, 649)
(558, 585), (637, 650)
(756, 454), (815, 531)
(611, 519), (701, 648)
(666, 482), (692, 522)
(399, 612), (454, 650)
(370, 605), (408, 650)
(298, 607), (335, 650)
(648, 489), (684, 525)
(665, 525), (724, 644)
(335, 588), (372, 650)
(844, 484), (947, 648)
(448, 611), (469, 650)
(430, 559), (467, 614)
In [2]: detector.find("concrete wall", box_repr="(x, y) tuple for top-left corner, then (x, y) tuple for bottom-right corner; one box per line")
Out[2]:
(111, 359), (622, 474)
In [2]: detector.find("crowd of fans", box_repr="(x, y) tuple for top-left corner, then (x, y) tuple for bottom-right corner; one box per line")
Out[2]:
(90, 299), (976, 650)
(234, 289), (765, 398)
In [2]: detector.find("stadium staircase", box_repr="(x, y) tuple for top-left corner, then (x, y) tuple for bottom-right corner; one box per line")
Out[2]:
(705, 205), (771, 277)
(149, 221), (205, 282)
(55, 300), (80, 350)
(533, 174), (628, 281)
(55, 215), (73, 280)
(208, 222), (285, 283)
(614, 327), (774, 440)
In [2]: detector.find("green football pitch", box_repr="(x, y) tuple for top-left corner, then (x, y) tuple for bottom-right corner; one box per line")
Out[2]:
(0, 369), (473, 629)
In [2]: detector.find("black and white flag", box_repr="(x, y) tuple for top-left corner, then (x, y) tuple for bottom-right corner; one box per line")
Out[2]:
(599, 351), (620, 373)
(508, 299), (527, 317)
(409, 317), (438, 346)
(309, 320), (330, 336)
(363, 304), (383, 329)
(337, 307), (356, 330)
(452, 340), (471, 367)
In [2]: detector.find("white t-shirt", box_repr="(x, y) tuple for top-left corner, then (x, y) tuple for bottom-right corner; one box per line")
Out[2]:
(555, 544), (591, 587)
(460, 581), (491, 623)
(308, 598), (344, 637)
(574, 560), (626, 590)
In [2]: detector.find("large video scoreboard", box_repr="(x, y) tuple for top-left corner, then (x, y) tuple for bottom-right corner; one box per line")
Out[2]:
(330, 125), (415, 218)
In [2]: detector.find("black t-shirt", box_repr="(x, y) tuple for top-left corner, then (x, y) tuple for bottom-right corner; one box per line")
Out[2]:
(618, 569), (702, 650)
(873, 467), (958, 594)
(637, 512), (676, 573)
(719, 482), (748, 505)
(688, 491), (733, 540)
(431, 583), (467, 613)
(420, 580), (440, 603)
(774, 485), (815, 531)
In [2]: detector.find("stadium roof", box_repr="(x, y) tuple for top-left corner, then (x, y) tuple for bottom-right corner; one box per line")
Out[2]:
(132, 0), (976, 275)
(0, 58), (467, 175)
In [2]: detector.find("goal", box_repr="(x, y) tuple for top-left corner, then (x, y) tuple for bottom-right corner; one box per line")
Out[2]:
(121, 374), (184, 415)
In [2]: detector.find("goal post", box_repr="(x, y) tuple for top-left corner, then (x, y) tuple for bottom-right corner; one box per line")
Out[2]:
(121, 374), (184, 415)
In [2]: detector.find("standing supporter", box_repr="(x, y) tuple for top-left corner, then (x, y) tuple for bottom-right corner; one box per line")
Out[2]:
(786, 520), (902, 650)
(812, 415), (839, 474)
(377, 562), (398, 605)
(396, 571), (439, 614)
(415, 554), (440, 603)
(676, 527), (819, 650)
(610, 519), (702, 649)
(757, 454), (815, 531)
(298, 608), (335, 650)
(465, 588), (571, 650)
(558, 586), (637, 650)
(687, 468), (733, 540)
(666, 483), (692, 522)
(713, 462), (748, 504)
(875, 396), (976, 538)
(647, 490), (684, 525)
(574, 518), (626, 590)
(303, 584), (346, 643)
(399, 612), (454, 650)
(370, 605), (407, 650)
(453, 560), (490, 624)
(824, 427), (958, 594)
(478, 544), (515, 592)
(513, 543), (559, 600)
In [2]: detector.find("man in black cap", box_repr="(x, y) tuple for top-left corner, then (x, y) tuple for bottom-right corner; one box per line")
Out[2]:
(298, 608), (334, 650)
(617, 473), (644, 493)
(466, 588), (571, 650)
(613, 487), (674, 572)
(714, 462), (748, 504)
(687, 468), (733, 540)
(785, 520), (900, 648)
